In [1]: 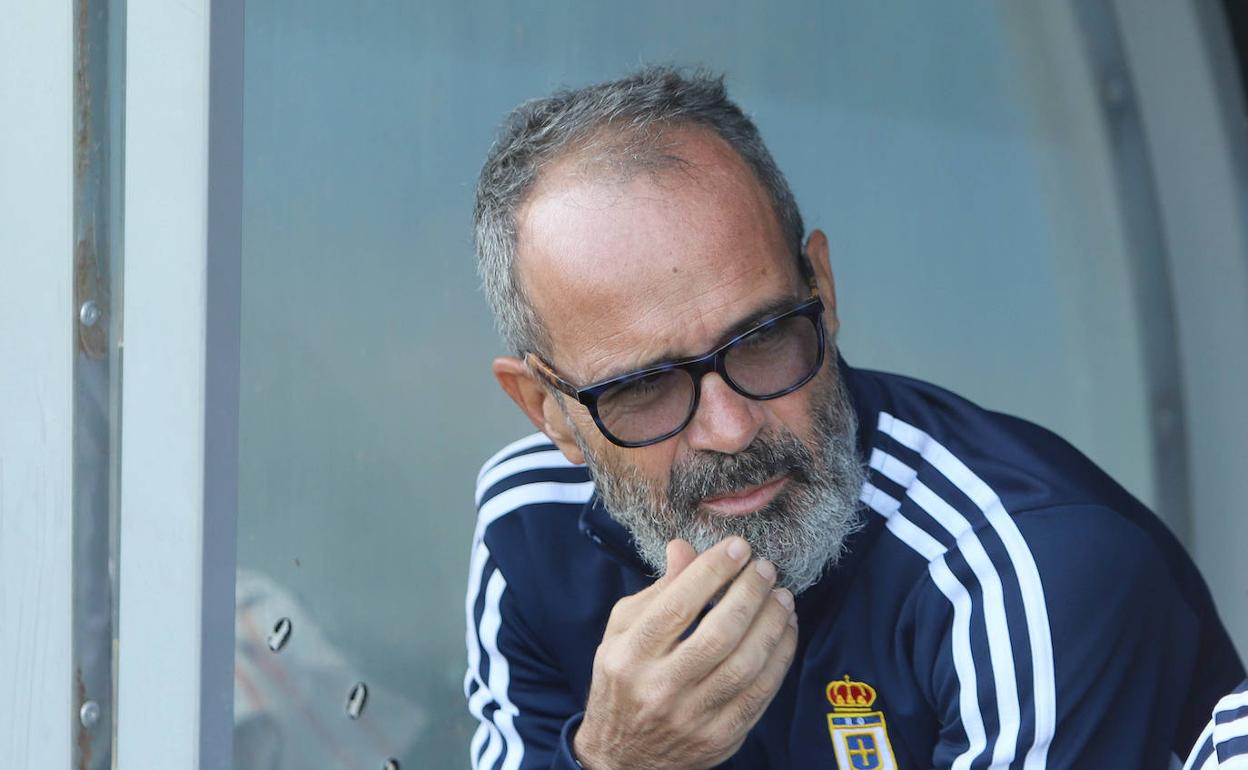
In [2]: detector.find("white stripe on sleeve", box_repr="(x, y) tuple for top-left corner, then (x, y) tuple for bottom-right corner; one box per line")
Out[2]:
(480, 569), (525, 770)
(476, 481), (596, 537)
(1183, 722), (1215, 770)
(930, 556), (989, 770)
(465, 537), (503, 770)
(879, 413), (1057, 770)
(861, 482), (987, 767)
(870, 448), (1021, 767)
(477, 433), (555, 484)
(475, 450), (578, 506)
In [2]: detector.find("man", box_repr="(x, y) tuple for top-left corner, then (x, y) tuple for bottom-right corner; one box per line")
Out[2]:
(1183, 679), (1248, 769)
(464, 67), (1243, 770)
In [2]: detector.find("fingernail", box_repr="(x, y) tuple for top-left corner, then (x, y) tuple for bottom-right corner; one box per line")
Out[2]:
(788, 612), (798, 628)
(773, 588), (794, 611)
(727, 538), (748, 562)
(755, 560), (776, 581)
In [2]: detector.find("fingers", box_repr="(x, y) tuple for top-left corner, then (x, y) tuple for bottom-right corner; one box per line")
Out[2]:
(672, 558), (786, 680)
(577, 536), (798, 770)
(628, 537), (753, 654)
(705, 610), (799, 739)
(691, 579), (795, 711)
(663, 539), (698, 582)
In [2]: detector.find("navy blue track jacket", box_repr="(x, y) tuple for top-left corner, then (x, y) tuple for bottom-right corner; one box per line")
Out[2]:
(465, 362), (1244, 769)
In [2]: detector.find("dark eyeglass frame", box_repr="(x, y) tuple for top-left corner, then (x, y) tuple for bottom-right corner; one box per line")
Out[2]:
(526, 292), (826, 448)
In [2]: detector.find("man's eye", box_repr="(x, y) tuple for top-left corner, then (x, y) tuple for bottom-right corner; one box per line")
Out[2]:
(617, 372), (667, 397)
(741, 323), (784, 349)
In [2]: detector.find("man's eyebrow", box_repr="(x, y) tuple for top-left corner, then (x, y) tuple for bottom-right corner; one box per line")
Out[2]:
(592, 293), (806, 384)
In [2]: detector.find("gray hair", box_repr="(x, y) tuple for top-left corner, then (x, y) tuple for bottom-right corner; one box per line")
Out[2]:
(473, 66), (807, 356)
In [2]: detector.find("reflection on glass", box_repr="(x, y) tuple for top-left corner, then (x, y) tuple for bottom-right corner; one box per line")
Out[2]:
(234, 572), (424, 769)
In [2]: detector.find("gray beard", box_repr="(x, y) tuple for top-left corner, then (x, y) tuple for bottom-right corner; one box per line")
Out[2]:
(572, 360), (866, 594)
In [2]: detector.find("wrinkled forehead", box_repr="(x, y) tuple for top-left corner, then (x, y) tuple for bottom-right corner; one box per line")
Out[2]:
(514, 129), (803, 382)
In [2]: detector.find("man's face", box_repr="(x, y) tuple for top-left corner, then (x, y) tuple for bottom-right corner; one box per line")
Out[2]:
(511, 128), (864, 592)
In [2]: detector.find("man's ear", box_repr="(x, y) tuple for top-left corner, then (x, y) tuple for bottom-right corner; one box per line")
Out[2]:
(804, 229), (839, 337)
(492, 356), (586, 465)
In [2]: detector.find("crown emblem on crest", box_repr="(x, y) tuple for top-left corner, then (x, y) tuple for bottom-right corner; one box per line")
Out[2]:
(826, 675), (877, 713)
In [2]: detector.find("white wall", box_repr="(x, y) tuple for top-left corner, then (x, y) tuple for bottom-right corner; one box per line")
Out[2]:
(115, 0), (215, 766)
(0, 1), (75, 767)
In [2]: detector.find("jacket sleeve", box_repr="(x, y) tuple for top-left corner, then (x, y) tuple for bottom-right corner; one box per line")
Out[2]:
(465, 530), (588, 769)
(909, 503), (1243, 770)
(465, 436), (598, 770)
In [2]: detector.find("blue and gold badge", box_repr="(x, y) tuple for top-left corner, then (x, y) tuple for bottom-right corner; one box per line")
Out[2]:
(826, 675), (898, 770)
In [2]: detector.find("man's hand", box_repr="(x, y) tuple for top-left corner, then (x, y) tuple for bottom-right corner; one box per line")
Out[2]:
(572, 537), (799, 770)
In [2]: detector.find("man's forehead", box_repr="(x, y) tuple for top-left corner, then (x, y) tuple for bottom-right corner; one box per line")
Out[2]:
(517, 127), (780, 266)
(513, 129), (799, 379)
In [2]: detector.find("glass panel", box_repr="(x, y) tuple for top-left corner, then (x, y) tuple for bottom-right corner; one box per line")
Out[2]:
(236, 2), (1160, 767)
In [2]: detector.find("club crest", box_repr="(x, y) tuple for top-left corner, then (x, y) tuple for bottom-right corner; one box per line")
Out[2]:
(826, 675), (898, 770)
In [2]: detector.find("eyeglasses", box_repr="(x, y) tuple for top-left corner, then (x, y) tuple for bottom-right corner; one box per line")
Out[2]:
(526, 294), (826, 448)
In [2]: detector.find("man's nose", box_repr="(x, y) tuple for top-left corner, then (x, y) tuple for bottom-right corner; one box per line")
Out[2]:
(683, 373), (765, 455)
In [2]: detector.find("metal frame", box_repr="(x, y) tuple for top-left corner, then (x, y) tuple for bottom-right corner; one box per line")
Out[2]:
(71, 0), (124, 765)
(202, 0), (246, 763)
(0, 2), (76, 767)
(115, 0), (243, 766)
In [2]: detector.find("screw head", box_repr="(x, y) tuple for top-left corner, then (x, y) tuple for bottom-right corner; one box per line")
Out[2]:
(79, 301), (102, 327)
(267, 617), (292, 652)
(79, 700), (101, 728)
(346, 682), (368, 719)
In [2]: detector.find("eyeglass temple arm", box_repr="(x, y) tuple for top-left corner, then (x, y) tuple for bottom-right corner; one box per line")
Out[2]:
(524, 353), (579, 398)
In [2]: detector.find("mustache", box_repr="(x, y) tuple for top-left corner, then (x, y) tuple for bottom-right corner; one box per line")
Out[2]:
(667, 432), (816, 514)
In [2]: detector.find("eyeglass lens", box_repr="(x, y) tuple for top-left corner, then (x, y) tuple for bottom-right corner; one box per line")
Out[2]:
(595, 313), (821, 444)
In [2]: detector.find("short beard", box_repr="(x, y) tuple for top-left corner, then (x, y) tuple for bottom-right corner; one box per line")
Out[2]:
(570, 358), (866, 594)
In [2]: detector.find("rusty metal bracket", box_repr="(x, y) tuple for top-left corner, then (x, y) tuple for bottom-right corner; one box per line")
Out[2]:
(72, 0), (122, 767)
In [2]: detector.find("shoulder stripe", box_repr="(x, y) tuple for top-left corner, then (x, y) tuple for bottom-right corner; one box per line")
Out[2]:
(930, 555), (990, 769)
(475, 449), (579, 507)
(861, 482), (943, 560)
(477, 433), (555, 484)
(1220, 739), (1248, 767)
(875, 412), (1057, 770)
(475, 480), (596, 541)
(870, 447), (1021, 768)
(1217, 688), (1248, 718)
(465, 557), (525, 770)
(1213, 683), (1248, 766)
(465, 540), (492, 699)
(1218, 706), (1248, 726)
(480, 570), (525, 770)
(467, 438), (588, 769)
(860, 481), (987, 768)
(1185, 720), (1217, 770)
(469, 720), (493, 769)
(466, 536), (500, 767)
